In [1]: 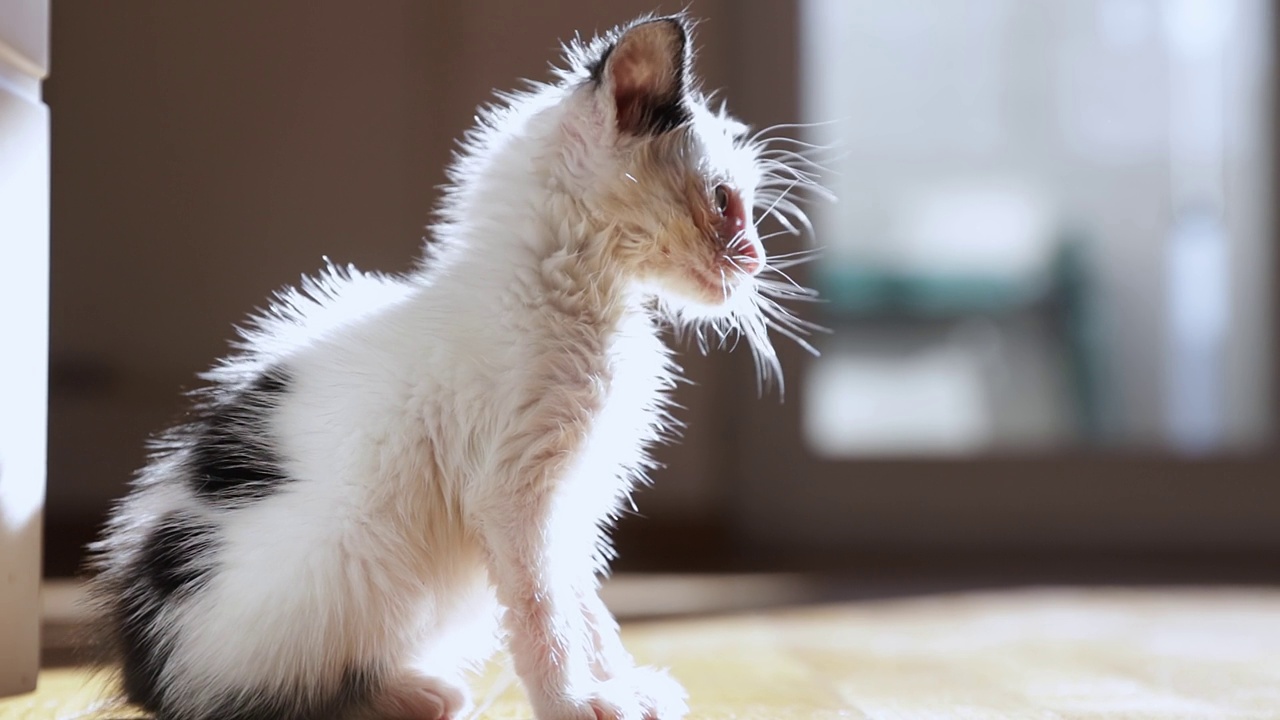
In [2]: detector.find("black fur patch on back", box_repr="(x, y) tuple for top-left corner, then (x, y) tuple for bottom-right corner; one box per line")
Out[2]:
(114, 510), (381, 720)
(187, 367), (292, 504)
(117, 512), (220, 713)
(142, 513), (219, 597)
(116, 584), (167, 712)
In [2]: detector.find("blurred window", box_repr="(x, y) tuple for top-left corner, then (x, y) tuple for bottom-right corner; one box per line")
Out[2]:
(799, 0), (1273, 455)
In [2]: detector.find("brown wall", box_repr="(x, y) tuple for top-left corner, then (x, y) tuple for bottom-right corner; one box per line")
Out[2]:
(46, 1), (736, 533)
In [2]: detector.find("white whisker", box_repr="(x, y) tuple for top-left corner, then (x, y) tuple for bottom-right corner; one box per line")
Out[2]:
(768, 255), (821, 270)
(767, 207), (801, 235)
(767, 247), (824, 261)
(747, 118), (843, 145)
(757, 264), (807, 292)
(756, 229), (792, 244)
(762, 315), (820, 356)
(755, 178), (802, 229)
(758, 292), (828, 330)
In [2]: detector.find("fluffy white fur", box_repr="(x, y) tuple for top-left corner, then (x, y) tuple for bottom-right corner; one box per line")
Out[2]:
(90, 14), (824, 720)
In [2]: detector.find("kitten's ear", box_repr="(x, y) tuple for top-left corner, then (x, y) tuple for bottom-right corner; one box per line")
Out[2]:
(596, 17), (692, 136)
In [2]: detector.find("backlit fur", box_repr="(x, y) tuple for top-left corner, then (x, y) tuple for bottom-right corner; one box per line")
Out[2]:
(88, 13), (824, 720)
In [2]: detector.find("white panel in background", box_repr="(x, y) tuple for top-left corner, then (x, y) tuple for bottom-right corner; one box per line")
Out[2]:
(805, 345), (993, 457)
(0, 0), (48, 698)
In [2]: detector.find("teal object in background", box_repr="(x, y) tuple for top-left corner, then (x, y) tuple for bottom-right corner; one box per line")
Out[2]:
(812, 235), (1110, 444)
(814, 265), (1047, 318)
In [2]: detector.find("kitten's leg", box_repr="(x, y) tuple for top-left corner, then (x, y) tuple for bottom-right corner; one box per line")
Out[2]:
(479, 491), (672, 719)
(582, 587), (630, 679)
(582, 588), (688, 719)
(370, 558), (502, 720)
(379, 581), (502, 720)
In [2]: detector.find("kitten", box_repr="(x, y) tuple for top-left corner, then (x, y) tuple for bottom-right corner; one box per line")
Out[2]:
(89, 13), (821, 720)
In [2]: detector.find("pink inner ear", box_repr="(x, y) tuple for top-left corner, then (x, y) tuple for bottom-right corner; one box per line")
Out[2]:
(612, 85), (650, 133)
(605, 21), (683, 132)
(610, 54), (661, 132)
(611, 50), (666, 99)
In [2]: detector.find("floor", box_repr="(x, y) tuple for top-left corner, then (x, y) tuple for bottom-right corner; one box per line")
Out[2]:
(4, 586), (1280, 719)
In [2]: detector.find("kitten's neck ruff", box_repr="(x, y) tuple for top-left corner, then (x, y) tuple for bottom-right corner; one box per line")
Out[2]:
(427, 90), (649, 334)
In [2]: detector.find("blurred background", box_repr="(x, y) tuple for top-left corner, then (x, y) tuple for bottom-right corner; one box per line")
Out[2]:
(43, 1), (1279, 597)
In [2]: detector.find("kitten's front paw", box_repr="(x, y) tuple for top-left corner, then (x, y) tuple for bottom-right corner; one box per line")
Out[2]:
(534, 669), (688, 720)
(532, 681), (641, 720)
(615, 666), (689, 720)
(614, 666), (686, 712)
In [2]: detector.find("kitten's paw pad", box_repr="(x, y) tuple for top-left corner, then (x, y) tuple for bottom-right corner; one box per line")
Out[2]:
(376, 673), (471, 720)
(539, 673), (686, 720)
(616, 666), (689, 719)
(536, 680), (645, 720)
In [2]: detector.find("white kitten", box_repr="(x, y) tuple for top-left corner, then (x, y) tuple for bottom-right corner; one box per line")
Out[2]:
(89, 14), (821, 720)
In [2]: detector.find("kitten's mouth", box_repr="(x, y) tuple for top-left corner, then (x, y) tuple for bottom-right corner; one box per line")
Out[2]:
(723, 243), (763, 277)
(691, 265), (745, 303)
(696, 271), (728, 301)
(684, 240), (763, 304)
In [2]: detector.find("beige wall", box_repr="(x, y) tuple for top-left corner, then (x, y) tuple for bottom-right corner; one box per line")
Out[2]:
(46, 1), (738, 528)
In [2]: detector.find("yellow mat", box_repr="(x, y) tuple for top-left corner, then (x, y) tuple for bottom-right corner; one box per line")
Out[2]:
(5, 587), (1279, 719)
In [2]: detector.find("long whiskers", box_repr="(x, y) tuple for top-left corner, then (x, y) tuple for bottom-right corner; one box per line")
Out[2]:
(673, 120), (838, 396)
(746, 119), (843, 146)
(723, 120), (838, 394)
(754, 178), (803, 231)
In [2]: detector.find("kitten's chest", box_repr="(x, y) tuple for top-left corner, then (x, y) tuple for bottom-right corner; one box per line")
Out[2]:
(598, 321), (670, 437)
(557, 311), (672, 481)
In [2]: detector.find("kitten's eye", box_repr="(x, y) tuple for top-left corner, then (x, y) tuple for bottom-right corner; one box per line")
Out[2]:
(714, 185), (730, 214)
